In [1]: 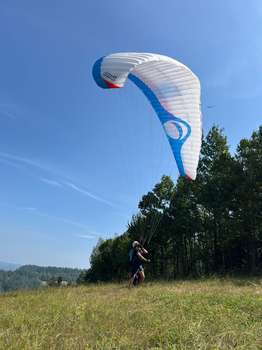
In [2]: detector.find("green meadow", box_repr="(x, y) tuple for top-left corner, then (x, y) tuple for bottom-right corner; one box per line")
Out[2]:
(0, 278), (261, 350)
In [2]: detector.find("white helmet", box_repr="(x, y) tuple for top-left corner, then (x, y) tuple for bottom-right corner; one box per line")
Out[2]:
(132, 241), (140, 248)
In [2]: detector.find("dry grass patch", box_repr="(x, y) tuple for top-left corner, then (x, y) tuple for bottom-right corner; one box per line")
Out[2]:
(0, 278), (262, 349)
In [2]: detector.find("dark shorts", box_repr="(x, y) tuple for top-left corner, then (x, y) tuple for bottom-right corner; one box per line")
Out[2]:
(131, 264), (144, 276)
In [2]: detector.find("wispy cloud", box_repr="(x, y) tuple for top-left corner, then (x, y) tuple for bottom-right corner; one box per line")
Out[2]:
(1, 201), (106, 242)
(0, 151), (115, 207)
(64, 181), (114, 206)
(0, 157), (24, 170)
(74, 234), (98, 240)
(0, 151), (51, 173)
(41, 178), (62, 187)
(0, 201), (91, 230)
(34, 211), (91, 230)
(21, 207), (37, 211)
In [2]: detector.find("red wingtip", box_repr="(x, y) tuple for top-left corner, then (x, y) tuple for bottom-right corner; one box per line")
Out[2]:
(103, 79), (121, 89)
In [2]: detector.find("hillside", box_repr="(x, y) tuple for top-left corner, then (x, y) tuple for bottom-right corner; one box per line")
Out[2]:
(0, 278), (261, 349)
(0, 265), (83, 293)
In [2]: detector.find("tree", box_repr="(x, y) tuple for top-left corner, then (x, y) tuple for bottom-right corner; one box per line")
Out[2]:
(84, 126), (262, 282)
(196, 126), (238, 272)
(235, 126), (262, 272)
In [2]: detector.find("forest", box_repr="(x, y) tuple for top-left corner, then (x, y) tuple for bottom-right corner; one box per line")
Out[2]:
(79, 125), (262, 283)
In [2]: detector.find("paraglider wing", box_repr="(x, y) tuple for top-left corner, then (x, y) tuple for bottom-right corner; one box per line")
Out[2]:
(92, 53), (202, 180)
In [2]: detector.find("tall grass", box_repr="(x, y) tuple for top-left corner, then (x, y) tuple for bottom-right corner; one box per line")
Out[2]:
(0, 278), (261, 349)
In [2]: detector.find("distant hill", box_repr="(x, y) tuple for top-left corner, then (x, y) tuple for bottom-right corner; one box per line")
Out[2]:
(0, 261), (21, 271)
(0, 264), (84, 293)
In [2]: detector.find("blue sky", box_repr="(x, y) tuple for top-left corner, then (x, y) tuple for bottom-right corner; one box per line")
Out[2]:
(0, 1), (261, 268)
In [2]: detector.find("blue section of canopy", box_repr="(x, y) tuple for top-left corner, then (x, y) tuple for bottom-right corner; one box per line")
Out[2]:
(129, 74), (191, 177)
(92, 57), (108, 89)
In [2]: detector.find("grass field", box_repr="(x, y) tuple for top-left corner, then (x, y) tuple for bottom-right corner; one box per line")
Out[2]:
(0, 278), (262, 349)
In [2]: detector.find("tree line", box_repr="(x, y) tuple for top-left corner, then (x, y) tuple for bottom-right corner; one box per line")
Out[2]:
(78, 125), (262, 283)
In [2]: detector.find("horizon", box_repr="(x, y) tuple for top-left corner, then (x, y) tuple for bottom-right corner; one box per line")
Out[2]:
(0, 1), (261, 268)
(0, 260), (83, 269)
